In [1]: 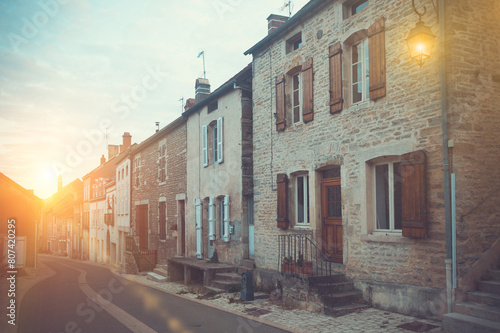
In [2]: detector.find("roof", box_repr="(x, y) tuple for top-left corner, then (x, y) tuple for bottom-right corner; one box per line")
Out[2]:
(244, 0), (330, 55)
(133, 116), (185, 154)
(181, 63), (252, 118)
(0, 172), (42, 203)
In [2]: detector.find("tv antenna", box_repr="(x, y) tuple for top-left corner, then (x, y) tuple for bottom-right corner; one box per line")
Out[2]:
(279, 0), (294, 17)
(197, 50), (206, 79)
(179, 97), (184, 112)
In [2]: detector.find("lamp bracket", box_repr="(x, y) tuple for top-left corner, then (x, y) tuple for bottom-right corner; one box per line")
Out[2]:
(412, 0), (439, 22)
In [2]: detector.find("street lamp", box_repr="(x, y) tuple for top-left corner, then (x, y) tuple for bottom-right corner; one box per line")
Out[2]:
(406, 0), (436, 66)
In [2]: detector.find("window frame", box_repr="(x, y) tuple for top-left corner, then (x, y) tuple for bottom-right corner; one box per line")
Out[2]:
(286, 32), (302, 54)
(371, 158), (402, 234)
(351, 38), (370, 105)
(292, 72), (303, 124)
(294, 174), (310, 227)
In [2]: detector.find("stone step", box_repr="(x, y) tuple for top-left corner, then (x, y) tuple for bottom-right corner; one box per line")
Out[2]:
(308, 273), (346, 286)
(324, 302), (369, 317)
(322, 290), (363, 307)
(477, 280), (500, 295)
(443, 312), (500, 333)
(211, 279), (241, 292)
(146, 272), (167, 283)
(214, 272), (241, 282)
(455, 301), (500, 323)
(467, 291), (500, 308)
(313, 281), (354, 294)
(153, 267), (169, 278)
(487, 269), (500, 281)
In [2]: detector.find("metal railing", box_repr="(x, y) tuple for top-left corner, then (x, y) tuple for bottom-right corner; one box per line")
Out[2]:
(278, 234), (336, 277)
(125, 236), (157, 272)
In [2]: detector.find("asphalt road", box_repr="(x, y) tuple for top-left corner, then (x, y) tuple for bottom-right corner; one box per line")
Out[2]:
(17, 256), (289, 333)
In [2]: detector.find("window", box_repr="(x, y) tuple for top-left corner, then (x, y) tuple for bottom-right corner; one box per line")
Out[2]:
(218, 197), (225, 239)
(202, 117), (223, 166)
(207, 100), (218, 113)
(295, 175), (310, 225)
(292, 73), (302, 123)
(352, 38), (369, 104)
(286, 32), (302, 54)
(158, 143), (166, 182)
(159, 201), (166, 240)
(343, 0), (369, 19)
(373, 160), (402, 232)
(134, 155), (141, 187)
(213, 122), (218, 162)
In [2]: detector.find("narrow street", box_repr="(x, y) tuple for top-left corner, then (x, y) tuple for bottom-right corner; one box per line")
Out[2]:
(17, 256), (289, 333)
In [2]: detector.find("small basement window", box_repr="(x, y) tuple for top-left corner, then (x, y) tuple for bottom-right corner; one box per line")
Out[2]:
(286, 32), (302, 54)
(207, 100), (218, 113)
(343, 0), (369, 19)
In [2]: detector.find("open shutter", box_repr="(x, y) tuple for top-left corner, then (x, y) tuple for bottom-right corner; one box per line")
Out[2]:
(223, 195), (230, 242)
(401, 150), (427, 238)
(202, 125), (208, 167)
(329, 42), (343, 114)
(208, 197), (215, 241)
(276, 173), (289, 229)
(217, 116), (223, 163)
(368, 18), (386, 100)
(302, 58), (314, 123)
(275, 74), (286, 132)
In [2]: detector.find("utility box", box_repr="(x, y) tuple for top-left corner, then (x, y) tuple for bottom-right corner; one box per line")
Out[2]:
(240, 272), (254, 301)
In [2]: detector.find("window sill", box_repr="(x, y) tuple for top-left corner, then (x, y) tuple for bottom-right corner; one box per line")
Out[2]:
(361, 233), (415, 244)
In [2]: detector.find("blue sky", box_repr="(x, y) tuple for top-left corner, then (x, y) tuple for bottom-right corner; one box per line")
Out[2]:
(0, 0), (308, 198)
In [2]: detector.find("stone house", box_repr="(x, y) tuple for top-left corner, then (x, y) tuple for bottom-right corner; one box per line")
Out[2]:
(0, 172), (42, 268)
(181, 64), (253, 267)
(129, 117), (187, 268)
(244, 0), (500, 324)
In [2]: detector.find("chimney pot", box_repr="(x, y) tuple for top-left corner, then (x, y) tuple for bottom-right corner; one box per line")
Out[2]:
(100, 154), (106, 165)
(267, 14), (289, 35)
(184, 98), (195, 111)
(195, 78), (210, 103)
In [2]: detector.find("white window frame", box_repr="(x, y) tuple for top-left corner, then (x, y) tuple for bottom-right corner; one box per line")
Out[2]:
(351, 38), (369, 104)
(295, 175), (309, 226)
(372, 158), (402, 234)
(292, 73), (302, 124)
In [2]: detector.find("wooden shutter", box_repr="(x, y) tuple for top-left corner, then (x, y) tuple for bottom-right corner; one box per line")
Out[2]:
(368, 18), (386, 100)
(202, 125), (208, 167)
(276, 173), (289, 229)
(401, 150), (427, 238)
(276, 74), (286, 131)
(217, 117), (223, 163)
(302, 58), (314, 123)
(329, 42), (343, 114)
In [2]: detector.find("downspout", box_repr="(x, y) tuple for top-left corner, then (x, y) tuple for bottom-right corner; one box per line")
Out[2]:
(438, 0), (453, 313)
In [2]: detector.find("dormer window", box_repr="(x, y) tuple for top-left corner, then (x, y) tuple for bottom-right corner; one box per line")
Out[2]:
(286, 32), (302, 54)
(343, 0), (369, 20)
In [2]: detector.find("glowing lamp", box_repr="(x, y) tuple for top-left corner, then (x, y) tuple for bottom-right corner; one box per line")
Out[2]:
(406, 20), (436, 67)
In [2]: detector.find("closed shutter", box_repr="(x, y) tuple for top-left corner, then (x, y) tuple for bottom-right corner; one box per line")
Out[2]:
(223, 195), (230, 242)
(276, 74), (286, 131)
(368, 18), (386, 100)
(202, 125), (208, 167)
(217, 117), (223, 163)
(195, 198), (203, 258)
(302, 58), (314, 123)
(159, 201), (166, 240)
(208, 197), (215, 241)
(401, 150), (427, 238)
(329, 42), (343, 114)
(276, 173), (289, 229)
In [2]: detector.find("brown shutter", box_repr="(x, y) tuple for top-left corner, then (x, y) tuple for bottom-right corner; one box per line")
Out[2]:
(276, 173), (289, 229)
(302, 58), (314, 123)
(368, 18), (386, 100)
(276, 74), (286, 131)
(329, 42), (343, 114)
(401, 150), (427, 238)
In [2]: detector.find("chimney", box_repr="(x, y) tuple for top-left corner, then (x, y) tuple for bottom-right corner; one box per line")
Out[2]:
(108, 144), (120, 159)
(57, 175), (63, 192)
(195, 78), (210, 103)
(122, 132), (131, 150)
(155, 122), (160, 133)
(100, 154), (106, 165)
(267, 14), (289, 34)
(184, 98), (195, 112)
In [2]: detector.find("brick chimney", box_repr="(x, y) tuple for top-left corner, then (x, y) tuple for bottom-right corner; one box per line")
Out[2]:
(100, 154), (106, 165)
(195, 78), (210, 103)
(57, 175), (63, 192)
(122, 132), (131, 150)
(108, 145), (120, 159)
(184, 98), (195, 112)
(267, 14), (289, 34)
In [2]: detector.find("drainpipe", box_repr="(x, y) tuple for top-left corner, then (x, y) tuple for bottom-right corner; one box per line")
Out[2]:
(438, 0), (453, 313)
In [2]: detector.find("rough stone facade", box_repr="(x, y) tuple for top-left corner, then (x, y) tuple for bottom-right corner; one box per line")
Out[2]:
(131, 117), (187, 266)
(248, 0), (500, 317)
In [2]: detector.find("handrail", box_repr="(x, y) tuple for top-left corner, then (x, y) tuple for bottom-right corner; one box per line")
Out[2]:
(278, 234), (336, 277)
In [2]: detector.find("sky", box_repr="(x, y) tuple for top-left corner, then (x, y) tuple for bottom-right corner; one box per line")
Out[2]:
(0, 0), (309, 199)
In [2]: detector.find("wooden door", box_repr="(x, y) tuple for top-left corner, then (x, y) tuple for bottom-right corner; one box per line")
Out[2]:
(136, 204), (148, 250)
(179, 200), (185, 256)
(322, 175), (343, 263)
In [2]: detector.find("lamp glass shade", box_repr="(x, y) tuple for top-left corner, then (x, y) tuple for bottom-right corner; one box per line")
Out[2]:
(406, 21), (436, 66)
